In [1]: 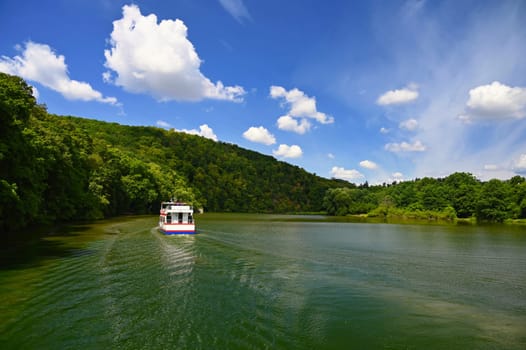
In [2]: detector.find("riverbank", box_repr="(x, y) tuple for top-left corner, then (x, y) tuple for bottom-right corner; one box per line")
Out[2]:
(505, 218), (526, 225)
(334, 213), (526, 226)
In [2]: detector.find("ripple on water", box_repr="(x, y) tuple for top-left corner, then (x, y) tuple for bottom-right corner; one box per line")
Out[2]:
(2, 216), (526, 349)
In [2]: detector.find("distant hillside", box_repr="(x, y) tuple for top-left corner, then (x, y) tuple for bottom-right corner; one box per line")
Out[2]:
(0, 73), (348, 233)
(67, 116), (349, 213)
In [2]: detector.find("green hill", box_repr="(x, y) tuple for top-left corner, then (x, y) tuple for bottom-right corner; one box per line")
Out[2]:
(3, 73), (524, 234)
(0, 73), (348, 233)
(67, 116), (347, 214)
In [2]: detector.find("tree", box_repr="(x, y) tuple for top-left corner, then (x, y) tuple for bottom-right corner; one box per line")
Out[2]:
(444, 172), (480, 218)
(475, 179), (509, 222)
(388, 181), (417, 208)
(323, 187), (355, 216)
(0, 73), (40, 232)
(415, 177), (448, 211)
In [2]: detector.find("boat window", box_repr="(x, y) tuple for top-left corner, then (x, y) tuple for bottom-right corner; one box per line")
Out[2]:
(178, 213), (183, 223)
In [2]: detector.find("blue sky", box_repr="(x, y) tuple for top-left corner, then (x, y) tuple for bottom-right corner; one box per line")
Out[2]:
(1, 0), (526, 183)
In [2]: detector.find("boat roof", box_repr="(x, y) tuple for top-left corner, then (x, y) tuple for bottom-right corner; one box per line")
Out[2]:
(161, 201), (191, 205)
(161, 202), (193, 212)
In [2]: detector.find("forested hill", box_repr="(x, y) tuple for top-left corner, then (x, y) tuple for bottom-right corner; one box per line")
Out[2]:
(1, 73), (348, 233)
(66, 116), (346, 213)
(2, 73), (525, 234)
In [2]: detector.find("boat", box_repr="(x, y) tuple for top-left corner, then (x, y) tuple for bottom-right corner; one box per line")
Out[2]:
(159, 201), (196, 234)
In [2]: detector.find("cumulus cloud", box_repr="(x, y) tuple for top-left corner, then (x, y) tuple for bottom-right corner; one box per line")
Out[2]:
(176, 124), (218, 141)
(461, 81), (526, 121)
(513, 154), (526, 174)
(399, 118), (419, 131)
(380, 127), (390, 134)
(377, 84), (419, 105)
(359, 160), (378, 170)
(273, 144), (303, 158)
(218, 0), (251, 23)
(330, 166), (364, 181)
(242, 126), (276, 145)
(270, 86), (333, 134)
(104, 4), (245, 102)
(385, 140), (427, 152)
(392, 172), (404, 179)
(0, 41), (117, 104)
(156, 120), (171, 128)
(276, 115), (311, 134)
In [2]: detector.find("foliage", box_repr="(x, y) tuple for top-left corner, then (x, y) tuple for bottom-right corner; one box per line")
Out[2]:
(322, 171), (526, 223)
(67, 117), (343, 214)
(0, 74), (346, 233)
(323, 187), (377, 216)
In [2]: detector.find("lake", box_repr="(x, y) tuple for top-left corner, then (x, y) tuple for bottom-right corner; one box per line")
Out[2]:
(1, 214), (525, 349)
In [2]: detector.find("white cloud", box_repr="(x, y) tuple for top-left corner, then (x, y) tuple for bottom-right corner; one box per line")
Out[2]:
(456, 114), (472, 124)
(104, 4), (245, 102)
(156, 120), (171, 128)
(177, 124), (218, 141)
(377, 85), (419, 105)
(359, 160), (378, 170)
(276, 115), (311, 134)
(463, 81), (526, 121)
(380, 127), (390, 134)
(218, 0), (251, 23)
(382, 172), (405, 184)
(271, 86), (333, 123)
(385, 140), (427, 152)
(392, 172), (404, 179)
(102, 71), (112, 83)
(328, 153), (335, 159)
(270, 86), (333, 134)
(197, 124), (218, 141)
(484, 164), (498, 171)
(273, 144), (303, 158)
(0, 41), (117, 104)
(513, 154), (526, 174)
(399, 118), (419, 131)
(242, 126), (276, 145)
(31, 86), (39, 99)
(330, 166), (364, 181)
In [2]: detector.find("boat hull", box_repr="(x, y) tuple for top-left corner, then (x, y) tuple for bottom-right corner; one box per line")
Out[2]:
(159, 224), (196, 235)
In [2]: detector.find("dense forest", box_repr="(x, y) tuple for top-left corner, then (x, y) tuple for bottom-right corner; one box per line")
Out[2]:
(323, 173), (526, 223)
(0, 73), (345, 233)
(1, 73), (525, 234)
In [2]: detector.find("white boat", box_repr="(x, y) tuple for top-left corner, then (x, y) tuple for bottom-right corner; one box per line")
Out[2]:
(159, 201), (196, 234)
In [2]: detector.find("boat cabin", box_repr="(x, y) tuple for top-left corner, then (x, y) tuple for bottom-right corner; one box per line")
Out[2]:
(159, 201), (196, 234)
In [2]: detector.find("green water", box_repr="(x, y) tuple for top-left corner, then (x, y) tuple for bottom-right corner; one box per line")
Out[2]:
(1, 214), (525, 349)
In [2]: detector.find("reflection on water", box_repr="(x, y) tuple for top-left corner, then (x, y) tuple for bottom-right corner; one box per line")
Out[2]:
(154, 229), (196, 277)
(1, 214), (525, 349)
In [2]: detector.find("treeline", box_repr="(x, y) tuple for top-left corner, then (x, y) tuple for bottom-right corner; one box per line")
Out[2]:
(323, 173), (526, 222)
(0, 73), (345, 233)
(3, 73), (524, 234)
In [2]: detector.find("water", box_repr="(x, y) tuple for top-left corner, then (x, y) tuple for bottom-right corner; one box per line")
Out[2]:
(1, 214), (525, 349)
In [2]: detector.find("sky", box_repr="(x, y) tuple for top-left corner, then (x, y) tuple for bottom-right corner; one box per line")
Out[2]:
(1, 0), (526, 184)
